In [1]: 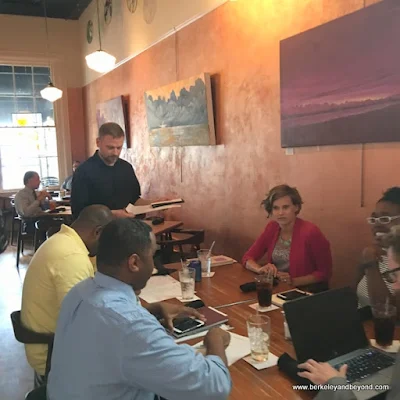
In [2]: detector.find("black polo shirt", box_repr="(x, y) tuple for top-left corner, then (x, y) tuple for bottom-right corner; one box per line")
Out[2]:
(71, 151), (141, 217)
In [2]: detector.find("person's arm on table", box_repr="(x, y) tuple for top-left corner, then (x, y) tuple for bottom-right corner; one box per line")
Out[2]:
(15, 190), (48, 217)
(122, 311), (231, 400)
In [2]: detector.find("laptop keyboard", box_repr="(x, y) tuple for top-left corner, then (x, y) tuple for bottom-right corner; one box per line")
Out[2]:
(333, 349), (395, 383)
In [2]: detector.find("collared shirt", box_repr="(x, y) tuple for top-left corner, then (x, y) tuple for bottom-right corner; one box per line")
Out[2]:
(71, 151), (141, 217)
(14, 186), (45, 217)
(21, 225), (94, 376)
(47, 272), (232, 400)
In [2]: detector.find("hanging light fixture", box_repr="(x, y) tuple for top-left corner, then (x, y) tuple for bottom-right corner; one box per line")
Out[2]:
(40, 0), (63, 102)
(85, 0), (116, 73)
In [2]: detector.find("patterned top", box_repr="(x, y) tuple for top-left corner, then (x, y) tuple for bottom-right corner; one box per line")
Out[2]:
(357, 255), (394, 308)
(272, 237), (290, 272)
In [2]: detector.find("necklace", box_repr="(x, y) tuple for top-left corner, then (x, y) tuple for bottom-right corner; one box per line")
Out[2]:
(279, 235), (292, 247)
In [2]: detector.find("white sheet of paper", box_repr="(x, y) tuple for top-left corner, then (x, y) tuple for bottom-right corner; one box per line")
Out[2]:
(139, 275), (182, 303)
(193, 332), (251, 366)
(126, 203), (181, 215)
(248, 303), (279, 313)
(243, 353), (278, 370)
(202, 272), (215, 278)
(175, 324), (232, 344)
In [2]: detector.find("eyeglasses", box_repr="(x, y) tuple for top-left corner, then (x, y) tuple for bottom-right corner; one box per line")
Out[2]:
(381, 267), (400, 283)
(366, 215), (400, 225)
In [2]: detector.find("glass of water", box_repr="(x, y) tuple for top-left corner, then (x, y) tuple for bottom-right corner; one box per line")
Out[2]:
(179, 268), (195, 300)
(246, 315), (271, 362)
(197, 249), (212, 277)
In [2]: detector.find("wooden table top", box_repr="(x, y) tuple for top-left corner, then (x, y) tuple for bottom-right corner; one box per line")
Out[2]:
(144, 220), (183, 236)
(166, 262), (400, 400)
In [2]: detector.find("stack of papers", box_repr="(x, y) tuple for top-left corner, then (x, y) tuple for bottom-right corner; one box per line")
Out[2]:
(139, 275), (182, 303)
(126, 198), (184, 215)
(193, 332), (251, 366)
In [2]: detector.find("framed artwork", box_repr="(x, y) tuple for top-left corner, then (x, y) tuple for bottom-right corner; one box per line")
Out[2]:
(144, 73), (216, 147)
(96, 96), (129, 148)
(280, 0), (400, 147)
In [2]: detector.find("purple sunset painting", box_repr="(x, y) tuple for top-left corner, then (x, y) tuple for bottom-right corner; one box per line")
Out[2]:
(280, 0), (400, 147)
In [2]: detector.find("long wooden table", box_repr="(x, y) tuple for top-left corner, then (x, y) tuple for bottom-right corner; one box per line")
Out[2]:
(166, 262), (400, 400)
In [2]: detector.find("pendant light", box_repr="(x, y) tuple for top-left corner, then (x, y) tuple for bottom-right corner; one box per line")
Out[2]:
(85, 0), (116, 73)
(40, 0), (63, 102)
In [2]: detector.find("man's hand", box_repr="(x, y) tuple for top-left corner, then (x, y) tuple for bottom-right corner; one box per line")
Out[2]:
(277, 271), (291, 284)
(111, 209), (135, 218)
(298, 359), (348, 384)
(204, 328), (231, 349)
(156, 303), (206, 331)
(37, 190), (51, 202)
(259, 263), (277, 276)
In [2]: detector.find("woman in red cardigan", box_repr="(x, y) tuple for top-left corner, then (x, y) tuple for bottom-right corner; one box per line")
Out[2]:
(242, 185), (332, 288)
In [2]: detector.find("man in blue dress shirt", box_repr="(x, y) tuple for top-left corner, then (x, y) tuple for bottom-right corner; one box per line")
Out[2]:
(47, 218), (232, 400)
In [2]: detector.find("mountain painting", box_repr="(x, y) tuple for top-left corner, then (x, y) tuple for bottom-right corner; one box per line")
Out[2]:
(144, 73), (216, 147)
(280, 0), (400, 147)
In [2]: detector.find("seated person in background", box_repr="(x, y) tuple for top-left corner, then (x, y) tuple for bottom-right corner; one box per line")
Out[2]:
(48, 219), (232, 400)
(61, 160), (80, 191)
(297, 225), (400, 400)
(242, 184), (332, 289)
(21, 205), (113, 388)
(14, 171), (51, 218)
(355, 187), (400, 315)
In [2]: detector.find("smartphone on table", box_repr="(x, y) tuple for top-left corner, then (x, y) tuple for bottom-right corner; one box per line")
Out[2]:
(172, 317), (205, 337)
(276, 289), (310, 301)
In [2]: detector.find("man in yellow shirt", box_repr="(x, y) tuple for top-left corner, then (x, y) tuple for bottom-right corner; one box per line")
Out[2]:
(21, 204), (113, 387)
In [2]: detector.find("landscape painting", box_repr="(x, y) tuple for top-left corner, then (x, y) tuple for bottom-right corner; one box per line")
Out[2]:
(144, 73), (216, 147)
(96, 96), (129, 148)
(280, 0), (400, 147)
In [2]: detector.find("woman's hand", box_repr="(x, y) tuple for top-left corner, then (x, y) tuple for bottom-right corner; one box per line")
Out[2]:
(259, 263), (278, 276)
(298, 359), (348, 385)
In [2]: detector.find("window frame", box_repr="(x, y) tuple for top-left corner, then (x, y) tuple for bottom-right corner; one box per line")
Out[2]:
(0, 52), (71, 194)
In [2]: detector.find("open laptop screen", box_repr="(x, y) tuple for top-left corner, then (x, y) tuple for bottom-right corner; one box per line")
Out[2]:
(283, 287), (369, 363)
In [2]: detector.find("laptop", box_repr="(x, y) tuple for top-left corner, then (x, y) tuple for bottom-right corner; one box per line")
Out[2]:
(283, 287), (396, 399)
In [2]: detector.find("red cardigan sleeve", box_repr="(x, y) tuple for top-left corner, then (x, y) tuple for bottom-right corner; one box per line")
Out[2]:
(307, 226), (332, 282)
(242, 223), (275, 266)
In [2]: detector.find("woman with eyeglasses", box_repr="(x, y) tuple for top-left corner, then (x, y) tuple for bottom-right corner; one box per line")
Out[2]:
(356, 187), (400, 317)
(297, 225), (400, 400)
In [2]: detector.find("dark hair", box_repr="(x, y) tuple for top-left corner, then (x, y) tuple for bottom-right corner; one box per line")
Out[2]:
(261, 184), (303, 216)
(97, 219), (152, 276)
(387, 226), (400, 264)
(98, 122), (125, 139)
(23, 171), (38, 185)
(378, 187), (400, 207)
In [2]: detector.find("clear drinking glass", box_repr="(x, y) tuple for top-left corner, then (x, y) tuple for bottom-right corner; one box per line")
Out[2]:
(247, 315), (271, 362)
(179, 268), (195, 300)
(197, 249), (211, 277)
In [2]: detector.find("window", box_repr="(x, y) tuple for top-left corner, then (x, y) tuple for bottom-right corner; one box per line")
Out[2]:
(0, 65), (59, 190)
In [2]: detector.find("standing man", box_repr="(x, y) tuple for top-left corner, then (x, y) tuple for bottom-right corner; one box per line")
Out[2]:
(71, 123), (151, 218)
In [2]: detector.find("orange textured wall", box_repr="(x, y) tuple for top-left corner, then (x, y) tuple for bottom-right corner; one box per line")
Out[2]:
(82, 0), (400, 288)
(67, 88), (87, 164)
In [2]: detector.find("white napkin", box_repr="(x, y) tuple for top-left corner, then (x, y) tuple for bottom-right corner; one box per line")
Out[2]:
(249, 303), (279, 313)
(370, 339), (400, 353)
(243, 353), (278, 370)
